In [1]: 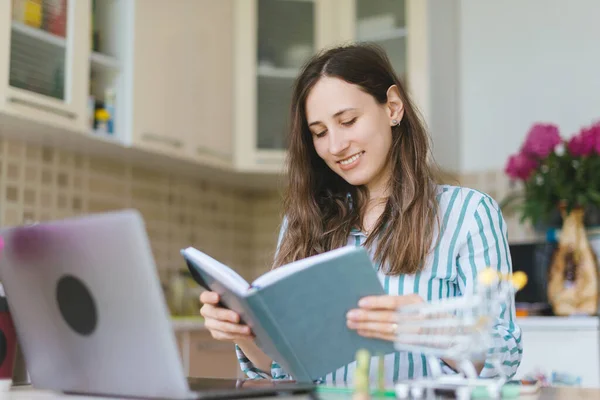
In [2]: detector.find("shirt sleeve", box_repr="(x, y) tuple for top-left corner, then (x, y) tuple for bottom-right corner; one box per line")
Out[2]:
(456, 195), (523, 379)
(234, 218), (293, 380)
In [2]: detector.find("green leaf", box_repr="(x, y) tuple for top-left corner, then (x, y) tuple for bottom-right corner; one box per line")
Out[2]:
(588, 190), (600, 206)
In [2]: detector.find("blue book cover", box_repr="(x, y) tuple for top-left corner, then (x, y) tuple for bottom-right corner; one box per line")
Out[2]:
(181, 245), (395, 382)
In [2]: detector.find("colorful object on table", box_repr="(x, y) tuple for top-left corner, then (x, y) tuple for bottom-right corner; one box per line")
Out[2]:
(478, 267), (499, 286)
(354, 348), (370, 395)
(551, 371), (582, 387)
(377, 352), (385, 392)
(393, 267), (529, 399)
(0, 283), (17, 382)
(510, 271), (528, 291)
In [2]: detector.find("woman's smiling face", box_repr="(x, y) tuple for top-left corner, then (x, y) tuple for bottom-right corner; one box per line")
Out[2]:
(306, 76), (402, 192)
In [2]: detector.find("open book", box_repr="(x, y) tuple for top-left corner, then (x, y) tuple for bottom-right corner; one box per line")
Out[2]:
(180, 245), (395, 382)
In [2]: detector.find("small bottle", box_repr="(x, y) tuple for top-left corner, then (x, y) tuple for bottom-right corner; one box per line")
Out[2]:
(104, 88), (116, 135)
(94, 109), (110, 134)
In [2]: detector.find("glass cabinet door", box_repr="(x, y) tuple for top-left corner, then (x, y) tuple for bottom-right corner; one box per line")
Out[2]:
(9, 0), (70, 101)
(256, 0), (315, 151)
(355, 0), (406, 82)
(88, 0), (130, 142)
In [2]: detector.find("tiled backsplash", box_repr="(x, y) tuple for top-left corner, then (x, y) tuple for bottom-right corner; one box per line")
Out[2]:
(0, 138), (284, 283)
(0, 136), (535, 284)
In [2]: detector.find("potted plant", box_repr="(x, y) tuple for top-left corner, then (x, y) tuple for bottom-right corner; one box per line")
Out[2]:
(502, 121), (600, 316)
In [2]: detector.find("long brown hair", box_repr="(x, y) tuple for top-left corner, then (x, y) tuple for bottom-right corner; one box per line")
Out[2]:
(274, 43), (440, 275)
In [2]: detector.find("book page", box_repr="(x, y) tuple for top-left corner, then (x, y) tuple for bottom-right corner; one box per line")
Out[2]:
(251, 245), (357, 289)
(182, 247), (250, 296)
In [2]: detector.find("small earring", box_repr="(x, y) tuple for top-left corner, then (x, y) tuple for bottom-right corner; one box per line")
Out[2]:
(392, 119), (399, 126)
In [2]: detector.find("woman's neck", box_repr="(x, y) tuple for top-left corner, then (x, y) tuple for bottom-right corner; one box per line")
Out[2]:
(361, 192), (388, 235)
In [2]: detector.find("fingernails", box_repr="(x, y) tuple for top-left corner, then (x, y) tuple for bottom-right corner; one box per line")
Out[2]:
(358, 298), (370, 307)
(347, 320), (357, 329)
(347, 310), (358, 319)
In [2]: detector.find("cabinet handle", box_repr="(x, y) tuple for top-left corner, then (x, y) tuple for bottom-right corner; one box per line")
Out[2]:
(7, 96), (77, 119)
(141, 133), (183, 148)
(196, 146), (232, 161)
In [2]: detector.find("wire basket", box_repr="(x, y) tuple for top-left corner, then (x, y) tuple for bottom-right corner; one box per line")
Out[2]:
(393, 268), (527, 399)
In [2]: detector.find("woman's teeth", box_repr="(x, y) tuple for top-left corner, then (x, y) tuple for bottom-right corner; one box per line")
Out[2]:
(339, 152), (362, 165)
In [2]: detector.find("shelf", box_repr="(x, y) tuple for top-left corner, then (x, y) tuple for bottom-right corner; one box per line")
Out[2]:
(257, 65), (299, 79)
(358, 27), (407, 43)
(90, 52), (121, 70)
(11, 21), (66, 48)
(89, 129), (125, 145)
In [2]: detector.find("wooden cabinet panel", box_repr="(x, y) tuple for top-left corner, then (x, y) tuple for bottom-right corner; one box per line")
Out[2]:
(187, 330), (240, 379)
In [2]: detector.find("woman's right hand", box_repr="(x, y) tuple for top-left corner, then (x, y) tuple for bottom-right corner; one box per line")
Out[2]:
(199, 291), (254, 342)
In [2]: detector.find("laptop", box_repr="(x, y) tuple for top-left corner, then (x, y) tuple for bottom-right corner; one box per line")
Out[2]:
(0, 210), (315, 399)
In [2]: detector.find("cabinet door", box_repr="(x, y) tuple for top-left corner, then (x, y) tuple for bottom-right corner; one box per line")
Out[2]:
(87, 0), (133, 144)
(0, 0), (89, 131)
(337, 0), (407, 81)
(233, 0), (321, 172)
(174, 0), (234, 169)
(188, 331), (240, 379)
(131, 0), (181, 157)
(514, 329), (600, 388)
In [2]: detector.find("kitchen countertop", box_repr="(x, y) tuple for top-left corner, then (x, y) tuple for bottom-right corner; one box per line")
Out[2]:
(5, 385), (600, 399)
(516, 315), (599, 330)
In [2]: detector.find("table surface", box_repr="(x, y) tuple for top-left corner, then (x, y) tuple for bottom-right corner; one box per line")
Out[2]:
(4, 385), (600, 400)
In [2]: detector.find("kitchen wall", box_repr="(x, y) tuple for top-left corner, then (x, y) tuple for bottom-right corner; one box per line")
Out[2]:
(0, 134), (535, 288)
(422, 0), (600, 174)
(0, 137), (284, 284)
(459, 0), (600, 173)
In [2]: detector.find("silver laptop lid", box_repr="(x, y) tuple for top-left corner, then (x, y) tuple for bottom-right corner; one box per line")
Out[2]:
(0, 210), (191, 399)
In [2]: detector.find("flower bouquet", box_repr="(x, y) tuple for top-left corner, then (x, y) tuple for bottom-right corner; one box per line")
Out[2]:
(502, 121), (600, 316)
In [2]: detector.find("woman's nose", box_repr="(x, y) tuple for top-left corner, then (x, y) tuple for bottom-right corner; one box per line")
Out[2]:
(328, 130), (350, 156)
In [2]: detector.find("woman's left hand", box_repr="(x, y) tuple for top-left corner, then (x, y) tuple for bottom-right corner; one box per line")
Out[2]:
(346, 294), (424, 341)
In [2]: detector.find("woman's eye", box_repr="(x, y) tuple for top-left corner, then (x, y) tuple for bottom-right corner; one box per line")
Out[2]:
(342, 117), (357, 126)
(314, 130), (327, 138)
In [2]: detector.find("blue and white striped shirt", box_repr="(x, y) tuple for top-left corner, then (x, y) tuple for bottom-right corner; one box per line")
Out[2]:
(235, 185), (522, 384)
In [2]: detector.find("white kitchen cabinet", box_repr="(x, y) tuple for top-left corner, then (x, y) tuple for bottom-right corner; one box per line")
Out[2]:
(232, 0), (343, 173)
(514, 317), (600, 388)
(130, 0), (234, 168)
(338, 0), (408, 81)
(231, 0), (412, 174)
(87, 0), (134, 145)
(0, 0), (89, 132)
(130, 0), (186, 159)
(176, 0), (235, 170)
(0, 0), (133, 145)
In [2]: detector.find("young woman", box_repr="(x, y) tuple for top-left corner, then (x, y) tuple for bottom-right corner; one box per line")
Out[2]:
(199, 44), (521, 384)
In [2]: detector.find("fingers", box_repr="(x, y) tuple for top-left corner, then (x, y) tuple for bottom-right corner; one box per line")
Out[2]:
(210, 329), (254, 341)
(354, 327), (396, 342)
(204, 318), (253, 337)
(346, 309), (397, 323)
(200, 303), (240, 324)
(358, 294), (423, 310)
(200, 290), (220, 305)
(198, 293), (253, 342)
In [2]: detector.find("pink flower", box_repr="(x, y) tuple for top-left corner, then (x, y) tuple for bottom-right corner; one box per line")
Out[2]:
(568, 122), (600, 157)
(505, 152), (538, 181)
(522, 123), (562, 158)
(592, 122), (600, 155)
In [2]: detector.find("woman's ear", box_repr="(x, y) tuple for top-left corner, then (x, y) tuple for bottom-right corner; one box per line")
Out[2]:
(386, 85), (404, 126)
